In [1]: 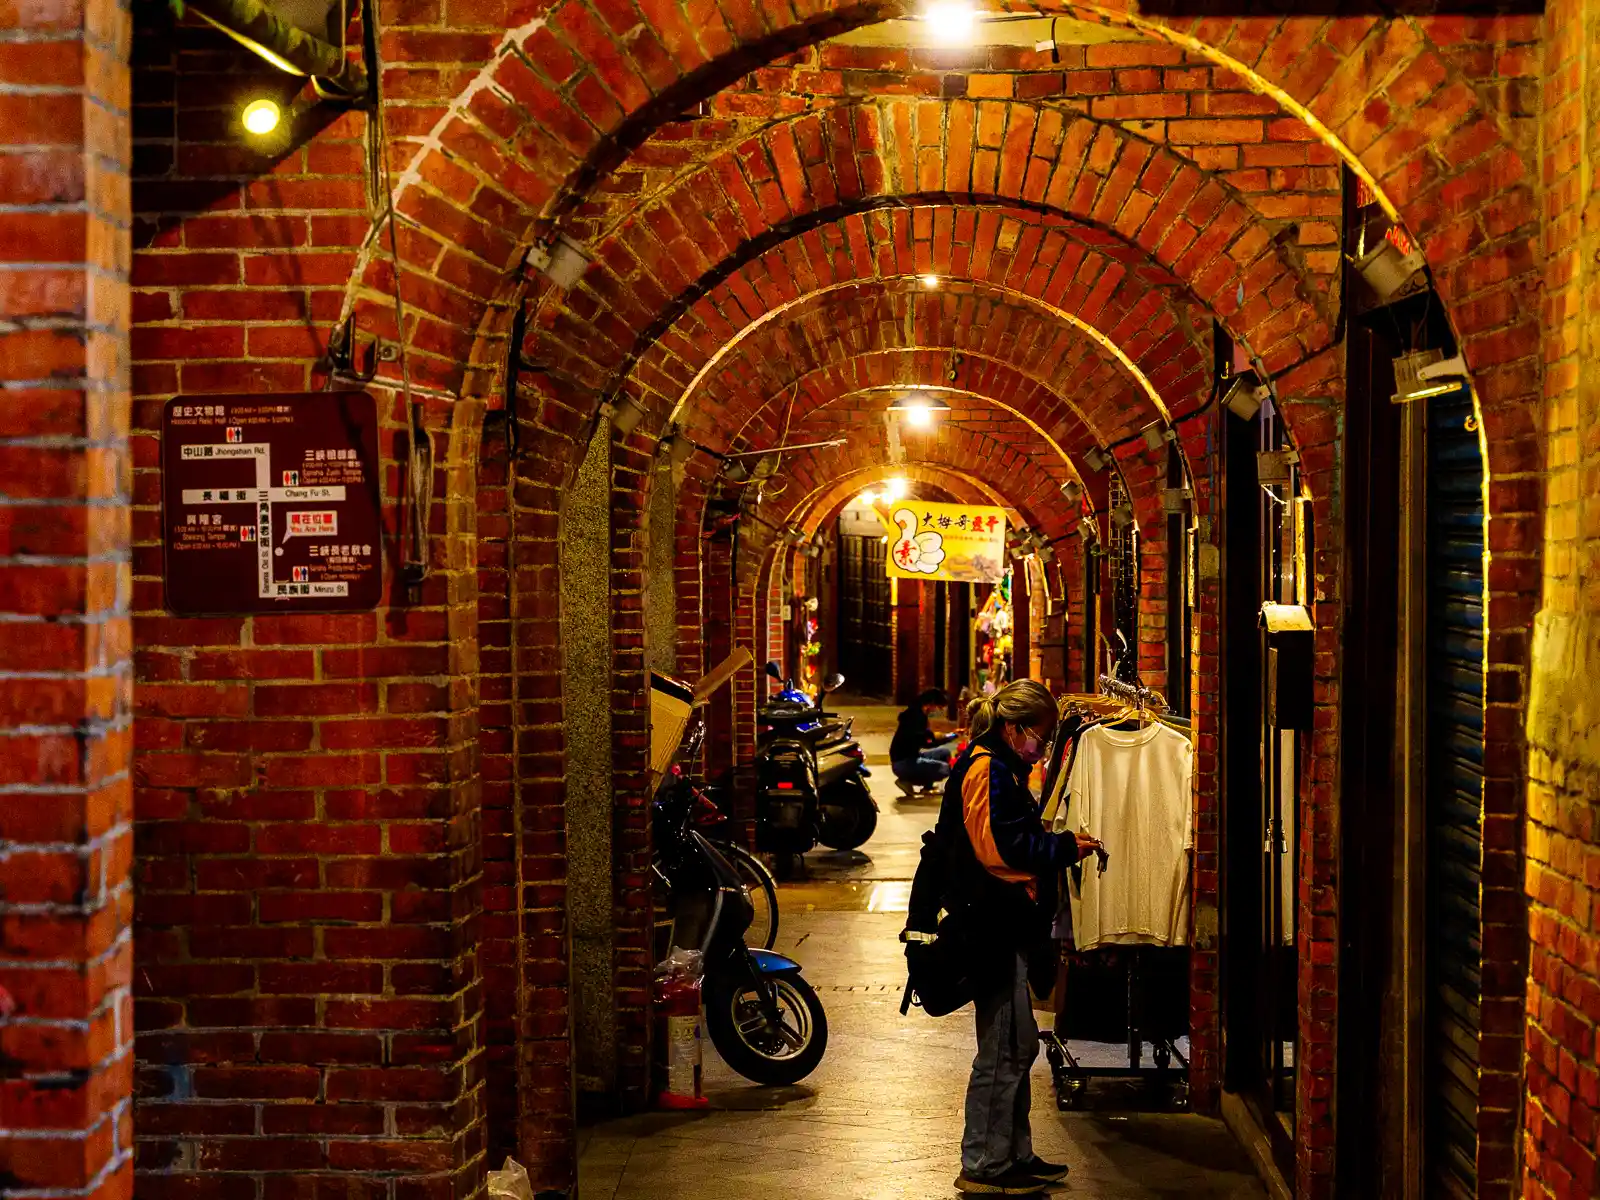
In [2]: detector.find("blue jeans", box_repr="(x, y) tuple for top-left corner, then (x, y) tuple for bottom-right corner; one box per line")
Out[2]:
(963, 952), (1037, 1178)
(892, 742), (954, 787)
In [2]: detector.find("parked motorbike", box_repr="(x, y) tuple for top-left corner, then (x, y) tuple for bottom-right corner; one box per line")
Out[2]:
(653, 776), (780, 950)
(654, 714), (828, 1086)
(755, 663), (878, 876)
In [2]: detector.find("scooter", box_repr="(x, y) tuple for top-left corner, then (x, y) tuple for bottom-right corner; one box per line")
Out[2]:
(756, 664), (877, 875)
(654, 714), (828, 1086)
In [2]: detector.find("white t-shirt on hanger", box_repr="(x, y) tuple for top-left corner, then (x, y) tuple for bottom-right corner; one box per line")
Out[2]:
(1064, 722), (1193, 950)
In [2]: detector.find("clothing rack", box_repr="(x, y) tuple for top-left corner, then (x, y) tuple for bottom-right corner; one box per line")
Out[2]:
(1096, 673), (1167, 713)
(1041, 673), (1190, 1112)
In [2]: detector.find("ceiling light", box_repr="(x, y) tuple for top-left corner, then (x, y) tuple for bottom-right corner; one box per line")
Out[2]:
(1061, 480), (1083, 507)
(242, 98), (282, 136)
(883, 477), (908, 502)
(856, 490), (878, 507)
(920, 274), (940, 289)
(888, 395), (951, 427)
(1082, 446), (1109, 473)
(924, 1), (977, 44)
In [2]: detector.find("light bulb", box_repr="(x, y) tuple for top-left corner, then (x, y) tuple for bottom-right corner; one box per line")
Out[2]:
(905, 405), (933, 428)
(883, 477), (908, 501)
(856, 491), (877, 507)
(920, 274), (940, 289)
(242, 99), (282, 137)
(924, 2), (976, 44)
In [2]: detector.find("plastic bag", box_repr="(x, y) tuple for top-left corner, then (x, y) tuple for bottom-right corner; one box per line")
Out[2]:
(653, 946), (704, 982)
(487, 1157), (535, 1200)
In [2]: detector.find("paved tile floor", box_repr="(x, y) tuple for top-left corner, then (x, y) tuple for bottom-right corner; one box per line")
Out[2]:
(577, 703), (1266, 1199)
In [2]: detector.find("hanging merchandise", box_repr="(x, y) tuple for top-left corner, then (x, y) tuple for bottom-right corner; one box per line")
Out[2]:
(1063, 720), (1193, 949)
(972, 570), (1015, 695)
(799, 596), (821, 694)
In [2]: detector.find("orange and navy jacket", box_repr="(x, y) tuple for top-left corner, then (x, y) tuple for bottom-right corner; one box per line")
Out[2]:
(944, 731), (1079, 903)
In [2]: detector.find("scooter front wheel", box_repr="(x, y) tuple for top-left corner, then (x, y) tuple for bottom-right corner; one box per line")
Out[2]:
(705, 971), (828, 1086)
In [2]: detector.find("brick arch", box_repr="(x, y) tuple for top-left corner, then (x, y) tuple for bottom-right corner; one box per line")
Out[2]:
(525, 100), (1319, 401)
(610, 202), (1218, 441)
(660, 285), (1189, 471)
(354, 7), (1532, 431)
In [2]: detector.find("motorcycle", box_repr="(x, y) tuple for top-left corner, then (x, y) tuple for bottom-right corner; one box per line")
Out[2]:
(653, 777), (780, 950)
(755, 663), (878, 876)
(654, 713), (828, 1086)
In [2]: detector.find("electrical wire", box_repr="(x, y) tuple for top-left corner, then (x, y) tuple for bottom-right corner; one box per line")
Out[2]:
(367, 0), (431, 591)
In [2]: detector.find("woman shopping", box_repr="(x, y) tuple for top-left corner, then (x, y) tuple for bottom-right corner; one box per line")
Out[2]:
(938, 679), (1103, 1195)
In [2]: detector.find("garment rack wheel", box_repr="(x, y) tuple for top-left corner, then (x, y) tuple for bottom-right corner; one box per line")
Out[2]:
(1041, 1033), (1086, 1111)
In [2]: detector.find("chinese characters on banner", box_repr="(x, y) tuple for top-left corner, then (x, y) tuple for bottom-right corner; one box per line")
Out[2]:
(875, 500), (1008, 584)
(161, 392), (384, 614)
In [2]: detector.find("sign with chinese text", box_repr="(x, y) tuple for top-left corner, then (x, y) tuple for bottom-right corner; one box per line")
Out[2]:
(876, 500), (1007, 584)
(161, 392), (383, 615)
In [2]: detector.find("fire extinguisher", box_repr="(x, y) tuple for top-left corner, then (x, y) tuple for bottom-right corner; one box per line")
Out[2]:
(655, 973), (709, 1110)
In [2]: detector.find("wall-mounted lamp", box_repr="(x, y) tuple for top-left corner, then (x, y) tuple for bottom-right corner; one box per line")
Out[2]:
(657, 428), (696, 471)
(1352, 236), (1428, 309)
(1141, 423), (1175, 454)
(601, 395), (646, 437)
(1082, 446), (1110, 473)
(242, 97), (282, 136)
(526, 233), (592, 291)
(1392, 351), (1468, 404)
(1223, 371), (1271, 421)
(783, 526), (806, 546)
(1060, 479), (1083, 507)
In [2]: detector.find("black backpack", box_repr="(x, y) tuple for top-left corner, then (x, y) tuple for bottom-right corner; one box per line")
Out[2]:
(899, 827), (979, 1017)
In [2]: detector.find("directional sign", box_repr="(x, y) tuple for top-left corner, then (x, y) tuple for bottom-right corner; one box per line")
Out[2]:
(161, 392), (383, 615)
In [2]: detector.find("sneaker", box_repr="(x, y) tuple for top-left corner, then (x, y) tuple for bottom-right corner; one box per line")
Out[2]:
(1016, 1156), (1069, 1183)
(954, 1167), (1049, 1195)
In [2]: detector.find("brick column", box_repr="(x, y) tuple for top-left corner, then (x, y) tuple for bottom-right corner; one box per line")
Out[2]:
(0, 0), (133, 1195)
(1012, 560), (1031, 684)
(893, 578), (922, 704)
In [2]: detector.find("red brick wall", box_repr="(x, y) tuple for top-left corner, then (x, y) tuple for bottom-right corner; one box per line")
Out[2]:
(1525, 1), (1599, 1195)
(0, 0), (134, 1195)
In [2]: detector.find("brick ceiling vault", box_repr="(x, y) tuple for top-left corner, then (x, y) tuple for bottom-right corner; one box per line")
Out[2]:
(340, 7), (1532, 488)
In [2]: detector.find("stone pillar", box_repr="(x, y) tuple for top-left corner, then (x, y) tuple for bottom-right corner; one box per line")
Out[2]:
(559, 425), (616, 1102)
(0, 0), (133, 1195)
(1013, 561), (1031, 683)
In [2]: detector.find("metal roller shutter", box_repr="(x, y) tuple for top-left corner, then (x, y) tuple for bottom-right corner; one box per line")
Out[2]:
(1424, 384), (1485, 1199)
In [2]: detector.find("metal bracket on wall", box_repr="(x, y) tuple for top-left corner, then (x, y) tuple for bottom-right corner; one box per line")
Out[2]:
(324, 315), (398, 383)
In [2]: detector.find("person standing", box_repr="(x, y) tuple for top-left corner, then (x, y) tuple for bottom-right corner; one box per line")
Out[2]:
(890, 688), (958, 797)
(938, 679), (1103, 1195)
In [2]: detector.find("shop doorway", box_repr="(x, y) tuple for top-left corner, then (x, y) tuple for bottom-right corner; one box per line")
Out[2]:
(1221, 396), (1301, 1182)
(837, 526), (892, 697)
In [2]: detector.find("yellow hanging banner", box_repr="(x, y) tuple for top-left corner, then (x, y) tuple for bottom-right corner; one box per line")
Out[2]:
(874, 500), (1008, 584)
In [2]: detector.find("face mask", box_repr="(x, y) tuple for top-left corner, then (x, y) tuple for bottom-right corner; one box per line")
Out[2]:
(1016, 732), (1046, 764)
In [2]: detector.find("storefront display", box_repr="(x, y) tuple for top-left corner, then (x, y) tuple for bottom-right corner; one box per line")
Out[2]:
(973, 569), (1014, 695)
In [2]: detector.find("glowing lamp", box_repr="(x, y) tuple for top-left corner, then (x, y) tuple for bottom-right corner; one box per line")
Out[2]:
(241, 98), (282, 136)
(924, 1), (977, 44)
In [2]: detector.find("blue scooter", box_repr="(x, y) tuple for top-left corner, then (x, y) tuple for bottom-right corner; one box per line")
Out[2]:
(654, 703), (828, 1086)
